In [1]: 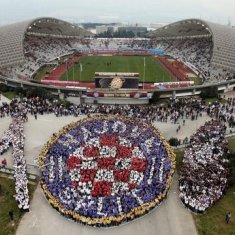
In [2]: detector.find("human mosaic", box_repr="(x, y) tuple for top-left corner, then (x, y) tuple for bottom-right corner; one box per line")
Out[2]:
(39, 115), (175, 226)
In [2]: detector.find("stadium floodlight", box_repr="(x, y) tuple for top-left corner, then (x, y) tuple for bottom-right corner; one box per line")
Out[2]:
(143, 57), (146, 90)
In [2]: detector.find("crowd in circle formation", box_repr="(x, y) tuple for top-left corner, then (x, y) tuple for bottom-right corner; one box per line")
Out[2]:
(39, 115), (175, 226)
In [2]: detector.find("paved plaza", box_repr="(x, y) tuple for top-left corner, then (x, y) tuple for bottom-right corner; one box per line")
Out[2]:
(0, 95), (215, 235)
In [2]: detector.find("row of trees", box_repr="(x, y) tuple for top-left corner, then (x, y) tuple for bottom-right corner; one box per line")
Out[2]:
(0, 84), (53, 99)
(96, 30), (146, 38)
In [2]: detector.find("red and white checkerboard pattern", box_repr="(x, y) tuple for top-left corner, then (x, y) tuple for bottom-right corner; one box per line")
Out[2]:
(67, 142), (147, 197)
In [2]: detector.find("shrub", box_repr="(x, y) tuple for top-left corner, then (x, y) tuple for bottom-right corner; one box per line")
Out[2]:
(168, 137), (180, 146)
(150, 91), (160, 103)
(25, 87), (52, 99)
(200, 86), (218, 98)
(0, 84), (10, 92)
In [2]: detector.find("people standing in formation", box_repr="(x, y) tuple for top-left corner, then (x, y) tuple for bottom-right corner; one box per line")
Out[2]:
(0, 96), (234, 128)
(0, 99), (29, 211)
(179, 120), (229, 213)
(0, 96), (234, 213)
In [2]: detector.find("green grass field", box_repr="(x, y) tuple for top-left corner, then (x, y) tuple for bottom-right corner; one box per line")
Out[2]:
(0, 176), (38, 235)
(60, 55), (172, 83)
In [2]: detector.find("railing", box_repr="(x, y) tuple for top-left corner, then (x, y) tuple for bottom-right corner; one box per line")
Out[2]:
(0, 166), (39, 180)
(0, 74), (235, 96)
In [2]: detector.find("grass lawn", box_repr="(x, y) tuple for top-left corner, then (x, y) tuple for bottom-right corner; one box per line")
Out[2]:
(2, 91), (17, 100)
(190, 76), (203, 86)
(33, 65), (55, 81)
(0, 176), (38, 235)
(60, 55), (173, 83)
(174, 149), (184, 172)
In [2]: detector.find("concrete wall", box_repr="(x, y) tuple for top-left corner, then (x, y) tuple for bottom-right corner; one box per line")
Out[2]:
(84, 97), (149, 105)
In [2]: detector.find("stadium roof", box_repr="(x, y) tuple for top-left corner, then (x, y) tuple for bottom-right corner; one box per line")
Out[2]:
(149, 18), (235, 71)
(0, 17), (92, 68)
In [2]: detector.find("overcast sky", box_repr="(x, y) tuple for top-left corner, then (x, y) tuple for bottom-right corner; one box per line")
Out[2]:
(0, 0), (234, 26)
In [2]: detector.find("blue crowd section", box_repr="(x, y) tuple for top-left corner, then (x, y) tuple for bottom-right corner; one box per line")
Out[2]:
(148, 49), (165, 55)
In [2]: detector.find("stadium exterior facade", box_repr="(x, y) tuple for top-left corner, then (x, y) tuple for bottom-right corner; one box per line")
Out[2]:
(150, 18), (235, 72)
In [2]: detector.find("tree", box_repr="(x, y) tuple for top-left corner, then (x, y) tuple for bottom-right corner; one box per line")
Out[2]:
(96, 30), (136, 38)
(150, 91), (160, 103)
(168, 137), (180, 147)
(25, 87), (52, 99)
(0, 84), (9, 92)
(200, 86), (218, 98)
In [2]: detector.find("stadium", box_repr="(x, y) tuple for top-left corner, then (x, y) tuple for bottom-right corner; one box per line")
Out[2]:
(0, 14), (235, 235)
(0, 17), (235, 104)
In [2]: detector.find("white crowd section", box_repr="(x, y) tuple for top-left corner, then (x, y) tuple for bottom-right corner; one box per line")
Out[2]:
(1, 36), (234, 84)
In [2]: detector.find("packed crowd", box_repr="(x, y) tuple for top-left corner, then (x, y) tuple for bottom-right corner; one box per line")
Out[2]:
(0, 96), (235, 131)
(70, 38), (152, 51)
(0, 109), (29, 211)
(1, 36), (74, 80)
(39, 115), (175, 226)
(0, 94), (234, 217)
(153, 37), (235, 84)
(1, 35), (234, 84)
(0, 37), (152, 80)
(179, 120), (229, 213)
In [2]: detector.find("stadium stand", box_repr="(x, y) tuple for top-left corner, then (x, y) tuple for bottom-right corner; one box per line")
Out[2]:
(0, 17), (90, 68)
(150, 19), (235, 84)
(0, 17), (234, 85)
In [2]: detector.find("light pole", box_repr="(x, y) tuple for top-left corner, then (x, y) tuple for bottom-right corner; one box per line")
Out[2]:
(73, 63), (75, 82)
(143, 57), (146, 90)
(66, 61), (69, 82)
(80, 63), (83, 82)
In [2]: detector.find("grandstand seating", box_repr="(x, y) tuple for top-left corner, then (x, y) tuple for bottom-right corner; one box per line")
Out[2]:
(153, 37), (234, 84)
(0, 34), (234, 85)
(1, 37), (152, 80)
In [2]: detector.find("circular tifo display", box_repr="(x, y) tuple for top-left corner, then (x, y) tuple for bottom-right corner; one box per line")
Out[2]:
(39, 115), (175, 227)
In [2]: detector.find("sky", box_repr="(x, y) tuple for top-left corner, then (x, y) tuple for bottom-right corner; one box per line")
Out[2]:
(0, 0), (234, 26)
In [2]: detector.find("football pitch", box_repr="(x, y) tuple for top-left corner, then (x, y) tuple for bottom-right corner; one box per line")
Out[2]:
(60, 55), (172, 83)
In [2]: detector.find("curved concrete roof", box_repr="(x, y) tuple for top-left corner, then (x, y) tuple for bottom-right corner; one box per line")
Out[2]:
(150, 18), (235, 71)
(0, 17), (91, 68)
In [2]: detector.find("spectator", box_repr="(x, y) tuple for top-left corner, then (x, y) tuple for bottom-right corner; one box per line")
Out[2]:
(226, 212), (232, 224)
(1, 158), (7, 168)
(9, 210), (14, 225)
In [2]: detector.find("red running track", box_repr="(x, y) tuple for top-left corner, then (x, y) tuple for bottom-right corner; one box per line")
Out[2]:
(43, 56), (81, 81)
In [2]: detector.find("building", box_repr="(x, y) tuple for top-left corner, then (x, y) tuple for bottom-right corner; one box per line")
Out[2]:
(96, 25), (114, 34)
